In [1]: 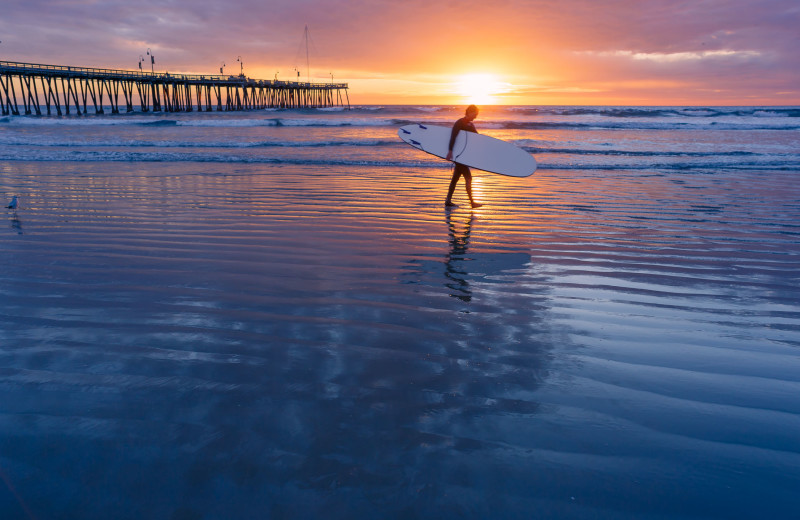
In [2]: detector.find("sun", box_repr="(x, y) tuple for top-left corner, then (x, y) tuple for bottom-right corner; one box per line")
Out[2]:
(456, 73), (507, 105)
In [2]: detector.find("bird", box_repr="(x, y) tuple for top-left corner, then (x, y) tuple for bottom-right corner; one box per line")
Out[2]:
(7, 195), (18, 210)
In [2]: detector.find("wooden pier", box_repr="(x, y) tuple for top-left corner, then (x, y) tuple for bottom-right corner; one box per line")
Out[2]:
(0, 61), (350, 116)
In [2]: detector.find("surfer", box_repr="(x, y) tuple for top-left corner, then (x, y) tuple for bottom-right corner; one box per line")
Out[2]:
(445, 105), (482, 209)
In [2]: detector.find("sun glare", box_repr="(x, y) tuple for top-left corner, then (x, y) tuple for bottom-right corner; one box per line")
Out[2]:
(456, 73), (506, 105)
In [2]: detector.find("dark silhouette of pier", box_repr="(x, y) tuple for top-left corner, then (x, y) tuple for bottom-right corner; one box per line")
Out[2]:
(0, 61), (350, 116)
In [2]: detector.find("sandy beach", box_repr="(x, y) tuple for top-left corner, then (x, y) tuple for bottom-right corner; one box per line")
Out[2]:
(1, 106), (799, 519)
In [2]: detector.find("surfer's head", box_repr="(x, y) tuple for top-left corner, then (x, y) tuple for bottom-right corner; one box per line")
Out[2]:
(465, 104), (479, 120)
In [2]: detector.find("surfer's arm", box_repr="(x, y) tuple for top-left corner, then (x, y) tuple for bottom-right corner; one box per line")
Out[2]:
(446, 120), (462, 161)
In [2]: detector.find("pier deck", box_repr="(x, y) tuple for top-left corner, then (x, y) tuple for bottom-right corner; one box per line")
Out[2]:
(0, 61), (350, 116)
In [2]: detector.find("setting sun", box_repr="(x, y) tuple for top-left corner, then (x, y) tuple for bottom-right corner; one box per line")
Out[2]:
(455, 73), (508, 105)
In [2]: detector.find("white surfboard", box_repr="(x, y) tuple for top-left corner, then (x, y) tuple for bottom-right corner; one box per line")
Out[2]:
(398, 123), (536, 178)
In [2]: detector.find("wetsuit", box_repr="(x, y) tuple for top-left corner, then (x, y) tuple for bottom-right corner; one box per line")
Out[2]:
(445, 117), (479, 207)
(448, 117), (478, 160)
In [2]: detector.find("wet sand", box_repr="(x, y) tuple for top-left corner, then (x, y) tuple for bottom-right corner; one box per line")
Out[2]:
(1, 159), (799, 519)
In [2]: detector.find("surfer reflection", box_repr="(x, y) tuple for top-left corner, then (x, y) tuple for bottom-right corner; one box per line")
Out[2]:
(444, 210), (474, 302)
(445, 105), (483, 209)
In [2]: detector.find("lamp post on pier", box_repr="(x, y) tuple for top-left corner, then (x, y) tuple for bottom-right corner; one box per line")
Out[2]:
(237, 56), (243, 77)
(138, 55), (144, 73)
(146, 48), (154, 74)
(220, 62), (225, 75)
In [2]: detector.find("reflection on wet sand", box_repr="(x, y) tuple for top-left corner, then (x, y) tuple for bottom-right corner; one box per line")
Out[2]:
(407, 210), (535, 303)
(10, 215), (23, 235)
(254, 210), (555, 515)
(444, 209), (474, 302)
(6, 208), (22, 235)
(0, 186), (557, 518)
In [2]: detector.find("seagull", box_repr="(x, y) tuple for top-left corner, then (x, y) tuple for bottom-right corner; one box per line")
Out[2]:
(7, 196), (18, 210)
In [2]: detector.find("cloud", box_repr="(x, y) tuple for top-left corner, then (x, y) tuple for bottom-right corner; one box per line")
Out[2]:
(580, 49), (765, 63)
(0, 0), (798, 103)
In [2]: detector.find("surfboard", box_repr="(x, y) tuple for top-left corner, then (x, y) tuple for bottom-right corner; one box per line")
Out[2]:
(398, 123), (537, 178)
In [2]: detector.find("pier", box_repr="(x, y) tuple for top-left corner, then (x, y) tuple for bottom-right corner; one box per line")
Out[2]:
(0, 61), (350, 116)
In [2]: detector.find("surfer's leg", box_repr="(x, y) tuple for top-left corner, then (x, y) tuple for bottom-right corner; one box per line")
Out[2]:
(463, 168), (482, 208)
(445, 166), (463, 206)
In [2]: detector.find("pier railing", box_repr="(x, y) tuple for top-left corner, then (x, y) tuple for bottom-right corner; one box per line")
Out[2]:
(0, 60), (350, 116)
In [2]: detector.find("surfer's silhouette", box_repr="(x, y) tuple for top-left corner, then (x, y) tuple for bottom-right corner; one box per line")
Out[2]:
(445, 105), (482, 209)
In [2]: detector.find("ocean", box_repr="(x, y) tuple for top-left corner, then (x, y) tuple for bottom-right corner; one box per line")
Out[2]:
(1, 105), (799, 519)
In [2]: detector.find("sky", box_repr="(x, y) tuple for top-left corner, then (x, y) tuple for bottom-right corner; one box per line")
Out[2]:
(1, 0), (798, 105)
